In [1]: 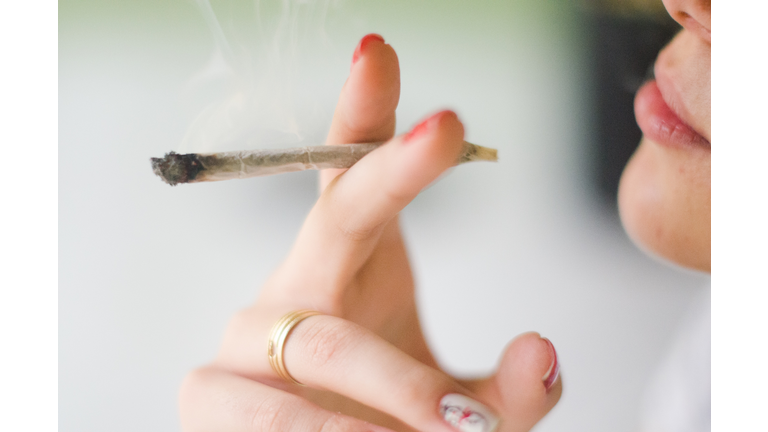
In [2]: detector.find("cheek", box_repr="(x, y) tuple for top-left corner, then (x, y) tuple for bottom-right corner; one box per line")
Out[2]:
(618, 138), (711, 271)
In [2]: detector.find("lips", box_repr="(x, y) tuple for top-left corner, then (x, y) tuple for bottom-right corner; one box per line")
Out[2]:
(634, 79), (710, 150)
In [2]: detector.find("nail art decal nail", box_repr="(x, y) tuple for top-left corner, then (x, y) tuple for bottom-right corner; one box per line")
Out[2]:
(439, 394), (500, 432)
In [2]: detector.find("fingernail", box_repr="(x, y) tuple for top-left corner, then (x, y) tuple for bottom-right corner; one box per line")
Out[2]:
(439, 394), (500, 432)
(351, 33), (385, 70)
(541, 337), (560, 391)
(402, 110), (452, 144)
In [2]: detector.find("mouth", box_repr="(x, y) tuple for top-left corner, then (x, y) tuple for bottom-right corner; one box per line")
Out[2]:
(634, 78), (710, 150)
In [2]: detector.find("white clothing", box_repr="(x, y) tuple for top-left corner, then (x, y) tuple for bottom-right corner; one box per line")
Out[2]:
(640, 283), (711, 432)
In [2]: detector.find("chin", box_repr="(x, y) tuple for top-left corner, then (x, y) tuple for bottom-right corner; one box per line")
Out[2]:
(618, 137), (711, 273)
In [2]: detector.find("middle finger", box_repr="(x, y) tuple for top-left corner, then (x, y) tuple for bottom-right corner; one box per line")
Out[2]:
(269, 110), (465, 303)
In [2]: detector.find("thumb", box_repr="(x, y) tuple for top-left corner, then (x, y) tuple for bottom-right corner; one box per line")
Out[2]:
(462, 332), (562, 432)
(321, 33), (401, 190)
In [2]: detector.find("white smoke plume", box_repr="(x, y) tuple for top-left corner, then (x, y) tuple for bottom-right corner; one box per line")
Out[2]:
(179, 0), (343, 153)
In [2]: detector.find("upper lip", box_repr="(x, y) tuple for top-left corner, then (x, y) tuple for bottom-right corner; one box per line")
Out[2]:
(652, 58), (706, 140)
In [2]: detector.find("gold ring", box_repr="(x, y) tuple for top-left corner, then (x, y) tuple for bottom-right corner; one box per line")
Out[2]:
(267, 310), (321, 385)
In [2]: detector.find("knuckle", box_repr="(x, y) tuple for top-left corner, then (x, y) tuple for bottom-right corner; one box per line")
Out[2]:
(295, 317), (364, 370)
(381, 182), (413, 207)
(179, 366), (213, 408)
(179, 367), (203, 396)
(227, 308), (254, 333)
(178, 367), (219, 432)
(333, 211), (378, 243)
(249, 396), (294, 432)
(323, 193), (381, 243)
(216, 308), (258, 364)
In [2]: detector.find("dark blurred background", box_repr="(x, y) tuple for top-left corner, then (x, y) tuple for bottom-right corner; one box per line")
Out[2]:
(584, 0), (680, 205)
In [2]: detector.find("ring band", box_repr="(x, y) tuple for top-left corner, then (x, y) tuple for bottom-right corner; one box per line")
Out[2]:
(268, 310), (321, 385)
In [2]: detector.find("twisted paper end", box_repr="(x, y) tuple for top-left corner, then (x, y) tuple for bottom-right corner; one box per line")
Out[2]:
(459, 142), (498, 163)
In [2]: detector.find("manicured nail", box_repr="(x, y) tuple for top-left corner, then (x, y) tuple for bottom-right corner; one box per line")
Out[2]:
(439, 394), (500, 432)
(541, 337), (560, 391)
(403, 110), (452, 144)
(351, 33), (385, 70)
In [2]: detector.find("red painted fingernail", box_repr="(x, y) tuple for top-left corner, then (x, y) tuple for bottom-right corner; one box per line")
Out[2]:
(402, 110), (452, 144)
(351, 33), (385, 70)
(541, 337), (560, 391)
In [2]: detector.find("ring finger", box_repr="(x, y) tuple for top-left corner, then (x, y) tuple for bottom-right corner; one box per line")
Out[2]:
(218, 310), (501, 432)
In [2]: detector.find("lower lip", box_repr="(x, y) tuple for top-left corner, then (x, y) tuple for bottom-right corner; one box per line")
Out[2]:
(634, 80), (710, 150)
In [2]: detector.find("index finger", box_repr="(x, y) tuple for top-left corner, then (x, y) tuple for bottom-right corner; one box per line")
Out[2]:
(320, 33), (400, 190)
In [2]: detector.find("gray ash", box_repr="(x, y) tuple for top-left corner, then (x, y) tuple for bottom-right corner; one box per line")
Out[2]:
(150, 152), (205, 186)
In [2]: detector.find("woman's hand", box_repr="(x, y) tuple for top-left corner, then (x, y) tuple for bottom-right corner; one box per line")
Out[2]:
(179, 34), (561, 432)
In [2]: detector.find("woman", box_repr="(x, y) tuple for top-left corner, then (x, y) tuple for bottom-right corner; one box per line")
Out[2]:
(179, 0), (710, 430)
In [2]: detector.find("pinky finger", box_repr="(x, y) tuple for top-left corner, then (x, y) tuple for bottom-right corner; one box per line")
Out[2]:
(179, 367), (394, 432)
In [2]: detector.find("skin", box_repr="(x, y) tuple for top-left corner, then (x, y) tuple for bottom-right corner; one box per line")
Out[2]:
(179, 0), (711, 429)
(179, 36), (560, 432)
(619, 0), (711, 272)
